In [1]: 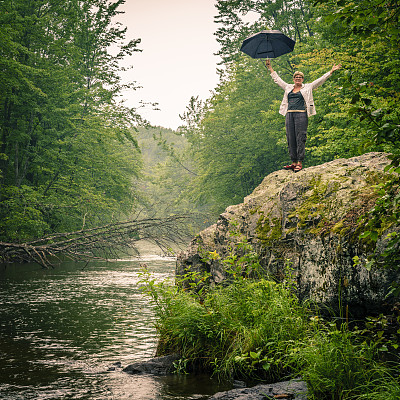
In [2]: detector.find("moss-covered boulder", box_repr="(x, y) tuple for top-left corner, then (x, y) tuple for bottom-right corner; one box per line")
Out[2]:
(177, 152), (399, 315)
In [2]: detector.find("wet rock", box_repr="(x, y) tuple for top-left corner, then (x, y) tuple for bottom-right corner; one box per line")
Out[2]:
(232, 380), (247, 388)
(122, 354), (180, 375)
(208, 379), (307, 399)
(107, 361), (122, 371)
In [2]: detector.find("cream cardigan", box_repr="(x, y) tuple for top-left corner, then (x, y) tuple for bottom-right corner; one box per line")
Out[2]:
(271, 70), (331, 117)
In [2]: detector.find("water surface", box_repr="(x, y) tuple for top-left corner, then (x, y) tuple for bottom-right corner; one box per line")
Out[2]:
(0, 257), (232, 399)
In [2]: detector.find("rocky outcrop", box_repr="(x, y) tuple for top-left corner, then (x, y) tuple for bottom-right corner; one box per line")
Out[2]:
(177, 153), (399, 315)
(121, 355), (307, 399)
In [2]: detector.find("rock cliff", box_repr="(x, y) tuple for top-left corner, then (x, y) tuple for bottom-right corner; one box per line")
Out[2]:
(177, 152), (399, 316)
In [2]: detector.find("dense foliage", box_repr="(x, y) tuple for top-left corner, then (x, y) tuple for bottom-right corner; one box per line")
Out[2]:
(170, 0), (400, 218)
(0, 0), (143, 241)
(137, 126), (196, 217)
(1, 0), (398, 265)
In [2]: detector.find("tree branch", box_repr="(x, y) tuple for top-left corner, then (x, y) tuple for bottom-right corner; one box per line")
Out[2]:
(0, 214), (196, 268)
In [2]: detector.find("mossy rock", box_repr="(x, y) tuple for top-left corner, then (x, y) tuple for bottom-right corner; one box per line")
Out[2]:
(177, 153), (399, 316)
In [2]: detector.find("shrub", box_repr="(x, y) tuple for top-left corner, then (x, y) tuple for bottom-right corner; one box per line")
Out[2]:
(298, 326), (400, 400)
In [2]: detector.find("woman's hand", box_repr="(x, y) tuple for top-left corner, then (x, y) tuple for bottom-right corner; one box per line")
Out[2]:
(330, 64), (342, 74)
(266, 59), (274, 73)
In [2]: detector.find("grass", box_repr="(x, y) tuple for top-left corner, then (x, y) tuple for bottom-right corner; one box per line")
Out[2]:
(298, 328), (394, 399)
(139, 264), (400, 399)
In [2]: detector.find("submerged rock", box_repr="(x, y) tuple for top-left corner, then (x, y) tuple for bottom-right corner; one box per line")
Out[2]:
(107, 361), (122, 371)
(177, 153), (399, 316)
(123, 354), (180, 375)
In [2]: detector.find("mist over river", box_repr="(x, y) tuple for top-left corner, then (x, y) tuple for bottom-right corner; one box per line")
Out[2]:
(0, 249), (232, 399)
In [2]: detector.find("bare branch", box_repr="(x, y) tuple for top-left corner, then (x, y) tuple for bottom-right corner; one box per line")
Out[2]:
(0, 214), (196, 268)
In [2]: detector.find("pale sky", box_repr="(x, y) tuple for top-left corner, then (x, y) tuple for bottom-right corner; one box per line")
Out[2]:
(116, 0), (221, 130)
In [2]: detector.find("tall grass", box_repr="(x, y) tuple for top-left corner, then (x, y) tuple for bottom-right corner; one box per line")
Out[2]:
(297, 327), (398, 399)
(140, 267), (309, 380)
(139, 262), (400, 398)
(355, 376), (400, 400)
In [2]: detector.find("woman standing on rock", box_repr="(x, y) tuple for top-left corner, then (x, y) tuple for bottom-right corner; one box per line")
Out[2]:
(266, 60), (341, 172)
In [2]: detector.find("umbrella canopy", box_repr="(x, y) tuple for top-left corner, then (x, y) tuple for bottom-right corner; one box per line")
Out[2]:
(240, 30), (295, 59)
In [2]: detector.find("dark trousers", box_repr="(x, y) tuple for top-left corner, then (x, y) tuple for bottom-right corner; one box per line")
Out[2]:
(285, 112), (308, 162)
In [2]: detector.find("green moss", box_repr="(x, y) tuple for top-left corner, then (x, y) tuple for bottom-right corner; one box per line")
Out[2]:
(332, 221), (344, 233)
(249, 207), (260, 215)
(257, 170), (393, 248)
(256, 213), (282, 245)
(288, 175), (337, 235)
(365, 170), (391, 186)
(286, 227), (297, 235)
(340, 227), (351, 236)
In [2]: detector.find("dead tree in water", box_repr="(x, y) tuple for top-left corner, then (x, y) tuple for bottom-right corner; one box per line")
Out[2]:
(0, 215), (192, 268)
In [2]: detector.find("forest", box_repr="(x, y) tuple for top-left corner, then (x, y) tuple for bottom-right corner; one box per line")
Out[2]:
(0, 0), (399, 249)
(1, 1), (400, 398)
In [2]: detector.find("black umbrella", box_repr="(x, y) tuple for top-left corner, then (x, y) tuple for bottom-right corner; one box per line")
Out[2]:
(240, 30), (295, 59)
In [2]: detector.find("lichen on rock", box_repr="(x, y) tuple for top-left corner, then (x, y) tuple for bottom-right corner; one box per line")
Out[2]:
(176, 152), (399, 316)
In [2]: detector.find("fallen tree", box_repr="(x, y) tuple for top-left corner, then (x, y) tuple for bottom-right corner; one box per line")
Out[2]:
(0, 214), (193, 268)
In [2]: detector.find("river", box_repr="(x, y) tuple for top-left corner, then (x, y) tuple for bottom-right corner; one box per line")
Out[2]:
(0, 251), (232, 399)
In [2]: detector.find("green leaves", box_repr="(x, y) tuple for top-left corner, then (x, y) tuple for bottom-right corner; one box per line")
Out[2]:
(214, 0), (315, 63)
(0, 0), (143, 240)
(359, 230), (379, 242)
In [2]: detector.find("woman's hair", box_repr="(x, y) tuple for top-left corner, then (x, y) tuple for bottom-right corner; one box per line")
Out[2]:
(293, 71), (304, 79)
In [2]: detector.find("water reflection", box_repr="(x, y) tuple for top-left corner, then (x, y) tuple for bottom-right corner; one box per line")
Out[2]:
(0, 259), (231, 399)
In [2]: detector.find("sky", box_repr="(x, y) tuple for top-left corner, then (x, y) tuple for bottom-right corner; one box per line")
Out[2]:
(116, 0), (221, 130)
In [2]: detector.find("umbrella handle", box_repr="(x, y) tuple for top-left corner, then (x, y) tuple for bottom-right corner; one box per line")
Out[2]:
(260, 58), (269, 70)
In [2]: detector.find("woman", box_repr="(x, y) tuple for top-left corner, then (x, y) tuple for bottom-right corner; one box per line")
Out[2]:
(266, 60), (341, 172)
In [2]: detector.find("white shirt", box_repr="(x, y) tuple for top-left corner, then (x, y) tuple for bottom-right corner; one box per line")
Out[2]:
(271, 70), (331, 117)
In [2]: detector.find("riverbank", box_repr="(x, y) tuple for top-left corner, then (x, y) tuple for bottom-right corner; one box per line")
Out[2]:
(123, 355), (308, 399)
(139, 267), (400, 399)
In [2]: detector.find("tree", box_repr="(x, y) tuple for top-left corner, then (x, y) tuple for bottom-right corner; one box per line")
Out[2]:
(137, 126), (198, 216)
(175, 0), (319, 213)
(0, 0), (144, 242)
(180, 58), (287, 213)
(0, 214), (193, 268)
(311, 0), (400, 155)
(214, 0), (315, 63)
(311, 0), (400, 275)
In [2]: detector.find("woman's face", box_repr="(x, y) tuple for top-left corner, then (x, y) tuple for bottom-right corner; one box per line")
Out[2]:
(293, 75), (304, 84)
